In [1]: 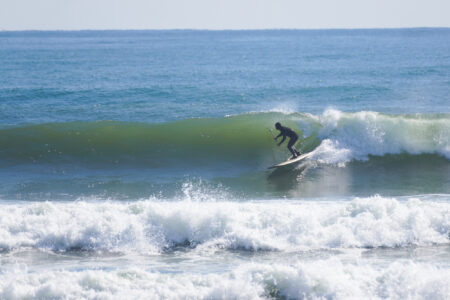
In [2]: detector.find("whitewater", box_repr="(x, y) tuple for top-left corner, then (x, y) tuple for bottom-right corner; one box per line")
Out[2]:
(0, 29), (449, 299)
(1, 195), (450, 299)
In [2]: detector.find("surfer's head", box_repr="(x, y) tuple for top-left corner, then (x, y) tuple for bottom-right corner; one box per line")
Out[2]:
(275, 122), (282, 130)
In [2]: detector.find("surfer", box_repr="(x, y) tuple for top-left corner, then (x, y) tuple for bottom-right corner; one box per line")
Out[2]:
(274, 122), (301, 159)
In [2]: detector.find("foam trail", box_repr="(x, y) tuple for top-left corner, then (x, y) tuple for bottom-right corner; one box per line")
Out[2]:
(1, 196), (448, 253)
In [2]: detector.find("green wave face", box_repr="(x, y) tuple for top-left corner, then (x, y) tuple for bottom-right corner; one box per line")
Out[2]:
(0, 113), (310, 169)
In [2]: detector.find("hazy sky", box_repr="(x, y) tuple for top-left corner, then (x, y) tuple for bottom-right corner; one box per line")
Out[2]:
(1, 0), (449, 30)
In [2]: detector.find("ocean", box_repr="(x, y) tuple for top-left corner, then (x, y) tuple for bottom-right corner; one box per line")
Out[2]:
(0, 29), (449, 299)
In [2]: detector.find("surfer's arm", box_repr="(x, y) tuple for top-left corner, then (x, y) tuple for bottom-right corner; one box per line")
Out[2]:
(275, 132), (283, 140)
(277, 135), (286, 146)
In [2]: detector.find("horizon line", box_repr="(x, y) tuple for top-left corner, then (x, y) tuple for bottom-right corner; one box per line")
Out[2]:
(1, 26), (449, 32)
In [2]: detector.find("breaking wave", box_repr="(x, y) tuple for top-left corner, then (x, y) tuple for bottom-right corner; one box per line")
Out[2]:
(1, 110), (448, 169)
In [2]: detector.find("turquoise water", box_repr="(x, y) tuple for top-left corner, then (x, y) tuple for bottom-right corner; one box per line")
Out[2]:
(0, 29), (449, 299)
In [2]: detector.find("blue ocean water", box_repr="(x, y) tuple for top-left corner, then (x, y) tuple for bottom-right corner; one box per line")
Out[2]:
(0, 29), (449, 299)
(1, 29), (449, 125)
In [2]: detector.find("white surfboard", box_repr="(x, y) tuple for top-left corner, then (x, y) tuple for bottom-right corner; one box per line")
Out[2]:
(268, 151), (314, 169)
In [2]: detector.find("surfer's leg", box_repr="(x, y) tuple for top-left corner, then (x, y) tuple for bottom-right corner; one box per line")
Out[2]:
(287, 137), (298, 157)
(291, 135), (301, 156)
(288, 148), (296, 158)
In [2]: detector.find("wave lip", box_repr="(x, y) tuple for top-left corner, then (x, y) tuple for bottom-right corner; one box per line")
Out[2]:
(1, 196), (448, 253)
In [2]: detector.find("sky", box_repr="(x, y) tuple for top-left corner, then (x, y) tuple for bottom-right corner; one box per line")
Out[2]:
(0, 0), (449, 30)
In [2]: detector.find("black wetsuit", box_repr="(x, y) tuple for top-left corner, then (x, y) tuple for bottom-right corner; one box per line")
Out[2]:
(275, 125), (300, 157)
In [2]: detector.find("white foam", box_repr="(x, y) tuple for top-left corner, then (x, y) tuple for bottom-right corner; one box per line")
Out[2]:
(310, 109), (450, 164)
(0, 196), (448, 253)
(1, 259), (449, 299)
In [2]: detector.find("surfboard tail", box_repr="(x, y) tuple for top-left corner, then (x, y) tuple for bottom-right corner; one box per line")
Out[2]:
(268, 151), (314, 169)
